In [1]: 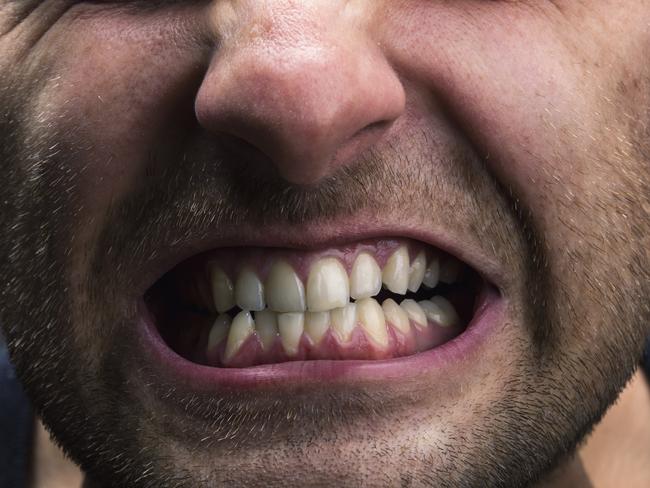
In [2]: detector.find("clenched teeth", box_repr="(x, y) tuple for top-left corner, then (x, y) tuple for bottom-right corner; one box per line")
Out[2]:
(186, 242), (471, 364)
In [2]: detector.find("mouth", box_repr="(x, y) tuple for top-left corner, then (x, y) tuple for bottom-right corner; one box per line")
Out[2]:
(144, 236), (497, 374)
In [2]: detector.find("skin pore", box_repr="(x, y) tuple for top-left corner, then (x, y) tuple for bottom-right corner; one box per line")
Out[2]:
(1, 1), (650, 487)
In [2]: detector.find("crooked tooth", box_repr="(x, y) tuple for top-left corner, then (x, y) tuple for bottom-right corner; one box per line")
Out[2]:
(357, 298), (388, 349)
(382, 298), (410, 334)
(224, 310), (254, 361)
(420, 296), (460, 327)
(422, 257), (440, 288)
(211, 266), (235, 313)
(235, 268), (266, 311)
(350, 253), (382, 300)
(265, 261), (306, 312)
(408, 251), (427, 293)
(400, 299), (427, 330)
(255, 310), (278, 351)
(307, 258), (349, 312)
(278, 312), (304, 356)
(382, 246), (409, 294)
(439, 258), (462, 284)
(331, 303), (357, 343)
(207, 314), (231, 352)
(305, 311), (330, 346)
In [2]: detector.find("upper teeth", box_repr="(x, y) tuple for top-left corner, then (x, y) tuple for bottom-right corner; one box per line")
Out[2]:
(209, 246), (462, 315)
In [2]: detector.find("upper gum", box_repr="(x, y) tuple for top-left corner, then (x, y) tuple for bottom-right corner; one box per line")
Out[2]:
(203, 237), (434, 283)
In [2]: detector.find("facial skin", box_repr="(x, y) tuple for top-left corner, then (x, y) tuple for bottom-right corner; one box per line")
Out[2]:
(1, 0), (650, 487)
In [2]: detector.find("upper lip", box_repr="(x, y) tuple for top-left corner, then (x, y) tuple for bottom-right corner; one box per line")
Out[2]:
(136, 215), (506, 298)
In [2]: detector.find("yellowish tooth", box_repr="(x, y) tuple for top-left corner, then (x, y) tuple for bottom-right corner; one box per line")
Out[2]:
(422, 257), (440, 288)
(357, 298), (388, 349)
(400, 299), (427, 330)
(224, 310), (255, 361)
(382, 246), (409, 294)
(207, 314), (231, 352)
(426, 296), (460, 327)
(255, 310), (278, 351)
(306, 258), (349, 312)
(382, 298), (410, 335)
(235, 268), (265, 311)
(439, 257), (462, 284)
(265, 261), (306, 312)
(408, 251), (427, 293)
(331, 303), (357, 343)
(278, 312), (304, 356)
(210, 266), (235, 313)
(349, 253), (382, 300)
(305, 311), (330, 345)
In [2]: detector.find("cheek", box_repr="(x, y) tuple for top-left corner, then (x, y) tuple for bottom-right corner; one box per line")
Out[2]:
(384, 1), (628, 250)
(27, 7), (207, 216)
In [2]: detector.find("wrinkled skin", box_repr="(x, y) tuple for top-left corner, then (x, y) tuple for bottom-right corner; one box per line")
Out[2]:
(1, 1), (650, 487)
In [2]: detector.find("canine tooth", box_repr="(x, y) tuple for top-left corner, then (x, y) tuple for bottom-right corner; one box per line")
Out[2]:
(350, 253), (382, 300)
(211, 266), (235, 313)
(278, 312), (304, 356)
(235, 268), (265, 311)
(439, 258), (462, 284)
(357, 298), (388, 348)
(207, 314), (231, 352)
(408, 251), (427, 292)
(422, 257), (440, 288)
(400, 299), (427, 329)
(306, 258), (349, 312)
(382, 298), (410, 334)
(305, 311), (330, 345)
(425, 296), (460, 327)
(255, 310), (278, 350)
(224, 311), (254, 361)
(382, 246), (409, 294)
(331, 303), (357, 343)
(265, 261), (306, 312)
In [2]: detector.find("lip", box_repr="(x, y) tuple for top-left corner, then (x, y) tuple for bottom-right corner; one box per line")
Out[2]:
(131, 214), (508, 298)
(137, 282), (504, 392)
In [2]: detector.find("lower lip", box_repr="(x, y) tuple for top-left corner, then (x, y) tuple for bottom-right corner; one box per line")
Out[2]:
(138, 286), (504, 391)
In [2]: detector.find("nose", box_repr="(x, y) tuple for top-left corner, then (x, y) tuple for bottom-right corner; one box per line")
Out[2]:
(195, 1), (405, 185)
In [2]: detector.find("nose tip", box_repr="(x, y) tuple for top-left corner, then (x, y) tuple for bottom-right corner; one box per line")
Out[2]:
(195, 19), (405, 185)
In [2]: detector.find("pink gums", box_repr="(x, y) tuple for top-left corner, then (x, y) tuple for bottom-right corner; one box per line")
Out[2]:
(187, 318), (463, 368)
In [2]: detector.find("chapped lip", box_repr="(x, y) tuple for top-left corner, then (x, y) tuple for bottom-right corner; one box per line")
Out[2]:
(131, 216), (507, 392)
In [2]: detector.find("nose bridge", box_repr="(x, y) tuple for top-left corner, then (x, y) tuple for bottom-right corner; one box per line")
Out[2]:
(196, 0), (405, 185)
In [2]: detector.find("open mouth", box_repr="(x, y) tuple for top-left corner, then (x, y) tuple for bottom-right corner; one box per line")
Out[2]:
(145, 238), (490, 369)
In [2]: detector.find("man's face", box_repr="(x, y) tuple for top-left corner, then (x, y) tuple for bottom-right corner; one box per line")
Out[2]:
(1, 1), (649, 486)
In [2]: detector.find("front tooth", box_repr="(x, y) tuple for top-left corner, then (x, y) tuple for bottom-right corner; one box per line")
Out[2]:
(439, 258), (462, 284)
(210, 266), (235, 313)
(357, 298), (388, 349)
(408, 251), (427, 292)
(382, 246), (409, 294)
(255, 310), (278, 351)
(224, 310), (255, 361)
(382, 298), (410, 334)
(305, 311), (330, 345)
(207, 314), (231, 352)
(278, 312), (304, 356)
(306, 258), (349, 312)
(400, 299), (427, 330)
(331, 303), (357, 343)
(421, 296), (460, 327)
(265, 261), (306, 312)
(422, 257), (440, 288)
(235, 268), (266, 311)
(350, 253), (382, 300)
